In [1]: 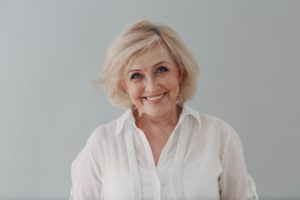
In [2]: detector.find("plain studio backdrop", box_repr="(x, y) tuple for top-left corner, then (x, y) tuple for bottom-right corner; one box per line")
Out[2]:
(0, 0), (299, 199)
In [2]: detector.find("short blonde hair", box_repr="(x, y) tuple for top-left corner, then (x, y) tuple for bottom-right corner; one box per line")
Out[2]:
(97, 20), (199, 107)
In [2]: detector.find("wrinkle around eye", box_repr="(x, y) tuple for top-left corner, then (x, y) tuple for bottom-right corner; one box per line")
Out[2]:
(130, 72), (144, 80)
(155, 66), (169, 75)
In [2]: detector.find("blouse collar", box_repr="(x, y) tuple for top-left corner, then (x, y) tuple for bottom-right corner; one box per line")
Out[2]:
(115, 104), (201, 136)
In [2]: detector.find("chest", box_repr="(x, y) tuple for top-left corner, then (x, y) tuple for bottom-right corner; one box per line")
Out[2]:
(140, 124), (175, 165)
(100, 128), (222, 200)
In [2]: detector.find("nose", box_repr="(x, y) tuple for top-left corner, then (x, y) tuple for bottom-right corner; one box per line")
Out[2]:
(145, 77), (160, 93)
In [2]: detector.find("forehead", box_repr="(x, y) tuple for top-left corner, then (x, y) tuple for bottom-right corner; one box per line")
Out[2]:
(128, 45), (174, 69)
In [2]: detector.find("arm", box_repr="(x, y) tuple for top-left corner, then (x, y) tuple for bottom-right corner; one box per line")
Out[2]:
(69, 136), (102, 200)
(218, 126), (258, 200)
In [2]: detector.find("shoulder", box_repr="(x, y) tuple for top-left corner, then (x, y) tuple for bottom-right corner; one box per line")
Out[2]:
(197, 111), (244, 155)
(185, 105), (233, 135)
(91, 119), (118, 137)
(199, 112), (233, 134)
(86, 109), (131, 148)
(86, 118), (119, 147)
(187, 110), (245, 163)
(186, 105), (239, 144)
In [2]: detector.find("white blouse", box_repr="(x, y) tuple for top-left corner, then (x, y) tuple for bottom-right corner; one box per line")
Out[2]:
(70, 104), (258, 200)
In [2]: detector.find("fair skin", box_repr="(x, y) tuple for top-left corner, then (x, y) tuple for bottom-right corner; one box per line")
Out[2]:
(123, 44), (183, 165)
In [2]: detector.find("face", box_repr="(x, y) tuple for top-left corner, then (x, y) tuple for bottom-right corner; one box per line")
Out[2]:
(123, 45), (183, 118)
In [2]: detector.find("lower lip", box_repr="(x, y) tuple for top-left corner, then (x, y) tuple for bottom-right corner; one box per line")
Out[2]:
(144, 93), (166, 104)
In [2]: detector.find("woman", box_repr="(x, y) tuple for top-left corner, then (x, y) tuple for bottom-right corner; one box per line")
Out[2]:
(70, 20), (258, 200)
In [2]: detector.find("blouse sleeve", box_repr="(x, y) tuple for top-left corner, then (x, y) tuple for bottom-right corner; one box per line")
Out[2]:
(69, 135), (102, 200)
(218, 126), (259, 200)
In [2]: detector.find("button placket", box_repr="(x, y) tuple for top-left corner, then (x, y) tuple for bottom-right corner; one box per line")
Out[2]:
(137, 129), (163, 200)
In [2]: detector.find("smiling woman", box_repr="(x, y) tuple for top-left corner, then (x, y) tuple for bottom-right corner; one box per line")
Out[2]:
(69, 20), (259, 200)
(123, 45), (183, 122)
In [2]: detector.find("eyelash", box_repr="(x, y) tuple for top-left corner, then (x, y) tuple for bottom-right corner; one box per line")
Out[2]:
(130, 73), (143, 80)
(156, 66), (169, 74)
(129, 66), (169, 80)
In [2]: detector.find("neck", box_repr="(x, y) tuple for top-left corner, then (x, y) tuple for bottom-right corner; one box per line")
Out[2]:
(134, 105), (182, 127)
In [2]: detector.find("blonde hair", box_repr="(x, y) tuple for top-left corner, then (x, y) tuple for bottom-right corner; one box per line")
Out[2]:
(97, 20), (199, 107)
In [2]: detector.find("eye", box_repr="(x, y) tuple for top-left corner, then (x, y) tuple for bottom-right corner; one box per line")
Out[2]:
(155, 66), (169, 74)
(130, 72), (143, 80)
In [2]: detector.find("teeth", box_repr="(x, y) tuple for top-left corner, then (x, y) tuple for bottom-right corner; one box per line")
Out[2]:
(146, 93), (164, 101)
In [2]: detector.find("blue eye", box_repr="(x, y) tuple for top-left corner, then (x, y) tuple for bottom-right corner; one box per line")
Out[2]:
(156, 66), (169, 74)
(130, 73), (143, 80)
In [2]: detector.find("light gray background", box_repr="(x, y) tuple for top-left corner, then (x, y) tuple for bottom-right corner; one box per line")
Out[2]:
(0, 0), (299, 199)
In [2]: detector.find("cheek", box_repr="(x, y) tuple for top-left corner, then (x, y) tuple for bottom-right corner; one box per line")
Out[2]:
(167, 80), (181, 98)
(162, 77), (180, 91)
(126, 83), (143, 99)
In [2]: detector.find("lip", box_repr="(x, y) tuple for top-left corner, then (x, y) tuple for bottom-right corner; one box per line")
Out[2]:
(143, 92), (167, 104)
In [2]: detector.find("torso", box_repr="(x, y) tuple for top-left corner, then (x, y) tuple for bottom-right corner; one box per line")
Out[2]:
(98, 109), (223, 200)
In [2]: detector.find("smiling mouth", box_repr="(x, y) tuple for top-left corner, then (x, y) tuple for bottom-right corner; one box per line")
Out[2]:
(144, 92), (166, 102)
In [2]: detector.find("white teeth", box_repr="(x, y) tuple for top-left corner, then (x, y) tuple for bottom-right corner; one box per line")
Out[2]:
(146, 93), (164, 101)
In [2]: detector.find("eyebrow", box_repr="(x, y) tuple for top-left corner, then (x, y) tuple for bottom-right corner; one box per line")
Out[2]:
(128, 61), (168, 73)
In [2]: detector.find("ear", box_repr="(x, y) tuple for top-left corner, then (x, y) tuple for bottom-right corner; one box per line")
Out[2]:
(122, 79), (128, 92)
(177, 67), (184, 83)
